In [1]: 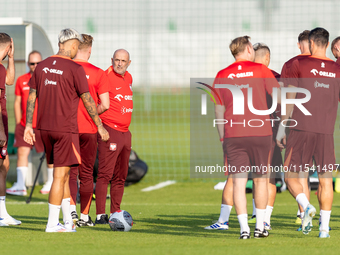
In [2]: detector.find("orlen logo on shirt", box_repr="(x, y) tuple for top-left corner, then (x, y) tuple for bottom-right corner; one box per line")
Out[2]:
(228, 72), (253, 79)
(115, 94), (133, 101)
(115, 94), (124, 101)
(44, 79), (57, 86)
(121, 106), (133, 115)
(42, 67), (63, 75)
(310, 69), (336, 78)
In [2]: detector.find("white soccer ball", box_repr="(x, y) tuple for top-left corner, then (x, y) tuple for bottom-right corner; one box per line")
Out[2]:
(109, 210), (133, 232)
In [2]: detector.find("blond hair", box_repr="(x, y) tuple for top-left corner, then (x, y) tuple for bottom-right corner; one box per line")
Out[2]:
(78, 34), (93, 50)
(229, 36), (251, 58)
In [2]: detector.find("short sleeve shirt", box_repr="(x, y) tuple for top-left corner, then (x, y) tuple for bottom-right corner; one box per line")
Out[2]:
(29, 55), (89, 133)
(213, 60), (280, 138)
(74, 60), (109, 134)
(285, 56), (340, 134)
(280, 54), (310, 87)
(15, 72), (39, 128)
(100, 67), (133, 132)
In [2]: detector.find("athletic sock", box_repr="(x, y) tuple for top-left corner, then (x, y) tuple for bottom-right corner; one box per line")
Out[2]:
(252, 199), (256, 216)
(97, 214), (105, 220)
(300, 212), (305, 220)
(0, 196), (8, 218)
(320, 210), (331, 232)
(218, 204), (232, 223)
(61, 198), (72, 223)
(47, 167), (54, 183)
(237, 214), (249, 234)
(297, 209), (300, 216)
(255, 208), (266, 231)
(319, 210), (322, 224)
(81, 213), (89, 222)
(70, 204), (76, 213)
(264, 205), (273, 225)
(16, 167), (28, 189)
(295, 193), (309, 211)
(47, 203), (61, 227)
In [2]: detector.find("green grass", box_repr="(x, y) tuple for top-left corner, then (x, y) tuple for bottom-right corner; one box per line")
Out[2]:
(2, 181), (340, 255)
(4, 90), (340, 254)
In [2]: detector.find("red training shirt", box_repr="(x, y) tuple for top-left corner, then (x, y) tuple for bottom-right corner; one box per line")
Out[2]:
(29, 55), (89, 133)
(74, 59), (109, 134)
(284, 55), (340, 134)
(213, 59), (280, 138)
(15, 72), (39, 128)
(100, 66), (133, 132)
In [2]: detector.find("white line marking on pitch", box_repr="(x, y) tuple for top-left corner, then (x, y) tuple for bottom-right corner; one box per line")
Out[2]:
(141, 180), (176, 192)
(6, 201), (47, 205)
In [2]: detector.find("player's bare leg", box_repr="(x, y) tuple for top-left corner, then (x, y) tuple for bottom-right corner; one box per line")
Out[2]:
(296, 173), (309, 225)
(231, 173), (250, 237)
(253, 175), (268, 236)
(318, 171), (332, 238)
(40, 163), (54, 194)
(46, 166), (74, 232)
(285, 171), (315, 234)
(263, 171), (276, 229)
(205, 177), (233, 230)
(6, 146), (30, 196)
(0, 157), (21, 226)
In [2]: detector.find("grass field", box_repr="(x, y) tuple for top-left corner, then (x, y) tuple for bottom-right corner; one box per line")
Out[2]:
(2, 181), (340, 255)
(3, 91), (340, 254)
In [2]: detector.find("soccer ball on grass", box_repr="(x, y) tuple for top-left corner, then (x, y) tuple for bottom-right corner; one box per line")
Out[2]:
(109, 210), (133, 231)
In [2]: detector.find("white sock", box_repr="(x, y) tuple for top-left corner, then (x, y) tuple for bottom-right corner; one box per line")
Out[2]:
(16, 167), (28, 189)
(47, 203), (61, 227)
(46, 167), (54, 183)
(297, 209), (300, 216)
(300, 212), (305, 221)
(61, 198), (72, 223)
(218, 204), (232, 223)
(70, 204), (76, 213)
(237, 213), (250, 234)
(319, 210), (322, 224)
(0, 196), (8, 217)
(320, 210), (331, 232)
(97, 214), (105, 220)
(252, 199), (256, 216)
(264, 206), (273, 225)
(295, 193), (309, 211)
(255, 208), (266, 231)
(81, 213), (89, 222)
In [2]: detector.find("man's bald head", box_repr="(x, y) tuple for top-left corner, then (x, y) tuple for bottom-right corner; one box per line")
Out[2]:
(112, 49), (131, 76)
(113, 49), (130, 61)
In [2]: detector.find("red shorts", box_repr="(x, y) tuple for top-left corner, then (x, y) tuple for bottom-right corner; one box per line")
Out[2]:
(0, 110), (8, 160)
(40, 130), (81, 167)
(284, 130), (335, 173)
(223, 136), (272, 175)
(13, 123), (44, 152)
